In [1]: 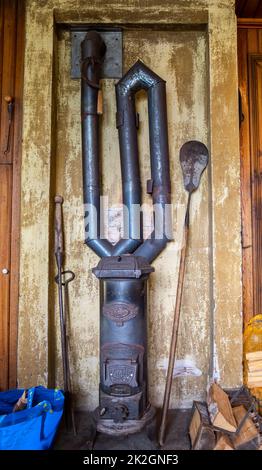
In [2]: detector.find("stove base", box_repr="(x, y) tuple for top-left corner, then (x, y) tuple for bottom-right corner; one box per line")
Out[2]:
(94, 404), (156, 436)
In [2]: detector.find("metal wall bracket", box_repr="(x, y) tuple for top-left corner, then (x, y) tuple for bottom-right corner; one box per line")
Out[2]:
(71, 30), (123, 79)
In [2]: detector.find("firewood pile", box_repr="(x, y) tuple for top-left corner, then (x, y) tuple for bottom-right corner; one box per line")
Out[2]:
(189, 383), (262, 450)
(246, 351), (262, 389)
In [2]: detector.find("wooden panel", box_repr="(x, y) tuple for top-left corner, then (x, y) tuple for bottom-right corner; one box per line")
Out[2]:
(255, 3), (262, 17)
(0, 2), (4, 129)
(238, 29), (254, 323)
(243, 1), (260, 18)
(0, 0), (17, 163)
(248, 54), (262, 314)
(236, 0), (262, 18)
(247, 29), (259, 52)
(237, 25), (262, 324)
(236, 0), (248, 17)
(0, 0), (24, 389)
(0, 166), (12, 390)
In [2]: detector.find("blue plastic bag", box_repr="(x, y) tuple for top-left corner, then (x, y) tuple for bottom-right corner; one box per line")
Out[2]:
(0, 386), (64, 450)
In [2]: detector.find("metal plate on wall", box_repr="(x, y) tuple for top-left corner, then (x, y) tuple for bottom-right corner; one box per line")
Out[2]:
(71, 30), (123, 79)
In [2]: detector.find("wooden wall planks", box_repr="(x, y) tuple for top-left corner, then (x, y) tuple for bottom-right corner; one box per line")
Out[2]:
(236, 0), (262, 18)
(238, 22), (262, 324)
(0, 0), (24, 389)
(0, 166), (12, 388)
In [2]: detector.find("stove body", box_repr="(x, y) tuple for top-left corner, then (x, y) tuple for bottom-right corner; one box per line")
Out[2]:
(93, 255), (154, 422)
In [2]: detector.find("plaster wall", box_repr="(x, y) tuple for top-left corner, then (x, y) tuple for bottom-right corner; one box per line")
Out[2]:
(18, 0), (242, 410)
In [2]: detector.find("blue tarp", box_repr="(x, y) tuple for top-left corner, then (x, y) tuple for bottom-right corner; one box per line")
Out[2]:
(0, 386), (64, 450)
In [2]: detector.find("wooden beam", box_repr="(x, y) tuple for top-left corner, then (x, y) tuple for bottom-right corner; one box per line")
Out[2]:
(238, 18), (262, 28)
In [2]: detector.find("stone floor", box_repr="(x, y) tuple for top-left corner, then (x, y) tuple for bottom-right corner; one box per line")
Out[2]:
(54, 409), (191, 450)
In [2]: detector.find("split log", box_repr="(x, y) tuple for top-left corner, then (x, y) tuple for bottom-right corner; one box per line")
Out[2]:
(248, 359), (262, 372)
(189, 401), (216, 450)
(246, 351), (262, 361)
(207, 383), (237, 433)
(232, 405), (260, 450)
(213, 433), (234, 450)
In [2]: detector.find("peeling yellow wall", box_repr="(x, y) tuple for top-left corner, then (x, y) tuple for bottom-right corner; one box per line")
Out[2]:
(18, 0), (242, 410)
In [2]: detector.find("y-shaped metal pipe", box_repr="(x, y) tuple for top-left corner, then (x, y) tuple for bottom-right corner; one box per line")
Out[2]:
(81, 32), (171, 262)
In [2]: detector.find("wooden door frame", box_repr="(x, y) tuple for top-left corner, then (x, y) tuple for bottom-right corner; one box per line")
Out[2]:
(0, 0), (25, 387)
(9, 0), (25, 388)
(238, 18), (262, 326)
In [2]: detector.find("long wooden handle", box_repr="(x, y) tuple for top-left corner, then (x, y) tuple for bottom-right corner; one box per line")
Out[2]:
(158, 196), (190, 447)
(54, 195), (64, 256)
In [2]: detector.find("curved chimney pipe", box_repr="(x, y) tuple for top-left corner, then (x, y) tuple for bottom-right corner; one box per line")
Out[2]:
(113, 60), (171, 262)
(81, 32), (171, 262)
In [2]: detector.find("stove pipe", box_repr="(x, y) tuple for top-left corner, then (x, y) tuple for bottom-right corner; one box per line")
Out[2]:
(81, 31), (171, 433)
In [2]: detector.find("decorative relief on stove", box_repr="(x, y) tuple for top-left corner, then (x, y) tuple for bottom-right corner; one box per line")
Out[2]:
(104, 361), (138, 388)
(102, 301), (139, 326)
